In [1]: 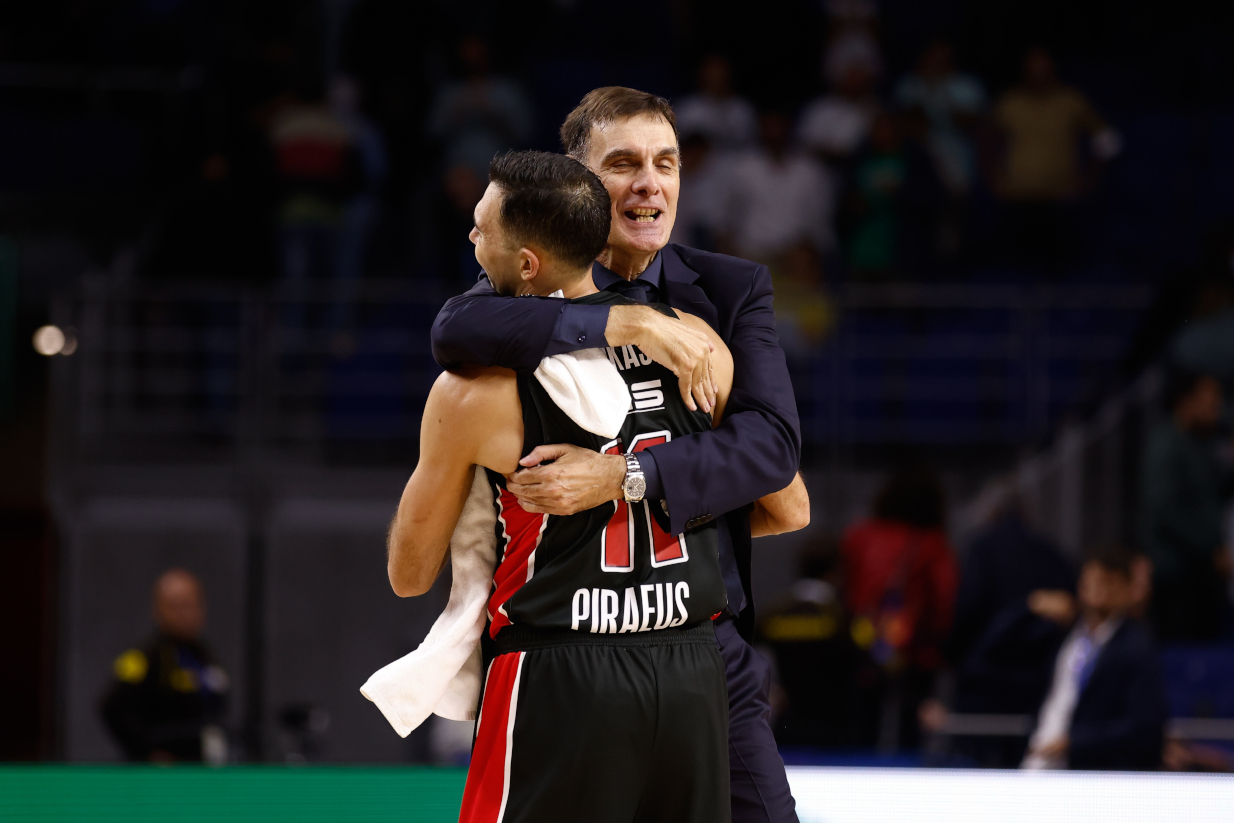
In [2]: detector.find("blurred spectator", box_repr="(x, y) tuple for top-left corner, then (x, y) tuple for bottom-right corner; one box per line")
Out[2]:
(141, 148), (275, 283)
(949, 503), (1076, 711)
(328, 75), (388, 340)
(1141, 367), (1233, 641)
(722, 112), (836, 351)
(675, 55), (758, 152)
(797, 63), (879, 165)
(822, 21), (883, 90)
(893, 40), (985, 196)
(722, 112), (836, 264)
(268, 79), (363, 339)
(101, 569), (229, 764)
(842, 465), (959, 750)
(940, 503), (1075, 766)
(845, 110), (947, 280)
(428, 35), (530, 285)
(1022, 548), (1167, 771)
(427, 34), (533, 179)
(991, 47), (1120, 269)
(669, 133), (727, 252)
(1171, 278), (1234, 389)
(759, 543), (860, 747)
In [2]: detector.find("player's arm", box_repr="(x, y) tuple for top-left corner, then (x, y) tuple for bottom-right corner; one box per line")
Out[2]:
(678, 311), (809, 539)
(431, 277), (716, 411)
(387, 367), (521, 597)
(749, 473), (810, 537)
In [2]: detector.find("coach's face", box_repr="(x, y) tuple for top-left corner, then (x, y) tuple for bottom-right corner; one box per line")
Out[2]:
(583, 113), (679, 258)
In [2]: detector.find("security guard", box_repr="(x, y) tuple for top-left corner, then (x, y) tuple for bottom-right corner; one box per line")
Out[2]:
(101, 569), (229, 762)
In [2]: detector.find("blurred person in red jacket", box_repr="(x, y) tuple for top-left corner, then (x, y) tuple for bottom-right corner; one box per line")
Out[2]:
(842, 465), (959, 751)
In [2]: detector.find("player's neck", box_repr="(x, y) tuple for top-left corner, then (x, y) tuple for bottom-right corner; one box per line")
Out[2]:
(525, 266), (597, 298)
(558, 272), (598, 298)
(530, 268), (596, 298)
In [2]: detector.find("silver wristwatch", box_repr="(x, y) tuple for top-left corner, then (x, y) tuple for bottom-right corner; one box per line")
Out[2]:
(622, 453), (646, 503)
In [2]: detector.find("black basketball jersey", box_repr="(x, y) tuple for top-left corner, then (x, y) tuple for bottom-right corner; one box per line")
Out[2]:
(483, 291), (728, 639)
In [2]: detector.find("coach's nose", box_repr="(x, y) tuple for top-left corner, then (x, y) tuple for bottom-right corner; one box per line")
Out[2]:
(630, 161), (661, 198)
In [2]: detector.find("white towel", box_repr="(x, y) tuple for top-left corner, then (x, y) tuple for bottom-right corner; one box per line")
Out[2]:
(533, 348), (630, 441)
(360, 466), (496, 736)
(361, 347), (630, 737)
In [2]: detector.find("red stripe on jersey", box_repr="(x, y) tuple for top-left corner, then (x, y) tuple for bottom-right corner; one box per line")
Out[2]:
(459, 652), (525, 823)
(488, 487), (547, 639)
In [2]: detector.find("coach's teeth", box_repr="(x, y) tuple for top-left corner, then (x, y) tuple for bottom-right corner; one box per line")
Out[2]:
(629, 208), (660, 222)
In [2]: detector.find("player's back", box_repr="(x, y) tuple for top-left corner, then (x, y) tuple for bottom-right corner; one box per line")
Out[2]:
(483, 291), (729, 640)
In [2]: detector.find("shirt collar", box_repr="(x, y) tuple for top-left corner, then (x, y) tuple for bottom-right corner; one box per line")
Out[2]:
(591, 252), (664, 293)
(1071, 615), (1123, 647)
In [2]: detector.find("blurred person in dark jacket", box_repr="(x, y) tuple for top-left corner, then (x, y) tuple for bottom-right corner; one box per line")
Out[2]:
(1022, 547), (1167, 771)
(1142, 367), (1233, 641)
(842, 465), (959, 750)
(948, 503), (1076, 716)
(102, 569), (229, 763)
(759, 543), (859, 747)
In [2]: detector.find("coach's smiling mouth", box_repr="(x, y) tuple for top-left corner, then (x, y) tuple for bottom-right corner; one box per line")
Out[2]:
(625, 208), (661, 223)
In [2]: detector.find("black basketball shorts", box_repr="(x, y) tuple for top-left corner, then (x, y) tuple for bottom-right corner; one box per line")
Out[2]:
(458, 621), (730, 823)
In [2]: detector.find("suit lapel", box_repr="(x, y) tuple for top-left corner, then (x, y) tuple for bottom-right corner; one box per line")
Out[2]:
(662, 244), (720, 331)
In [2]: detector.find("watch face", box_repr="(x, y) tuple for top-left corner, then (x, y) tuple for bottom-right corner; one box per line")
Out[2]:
(625, 475), (647, 501)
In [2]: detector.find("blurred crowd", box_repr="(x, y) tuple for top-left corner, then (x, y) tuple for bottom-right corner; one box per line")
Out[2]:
(759, 384), (1234, 771)
(17, 0), (1138, 359)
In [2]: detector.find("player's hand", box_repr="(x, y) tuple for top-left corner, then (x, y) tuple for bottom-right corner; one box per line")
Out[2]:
(506, 443), (626, 516)
(606, 304), (716, 413)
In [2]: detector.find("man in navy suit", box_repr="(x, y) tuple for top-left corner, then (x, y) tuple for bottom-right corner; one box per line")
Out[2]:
(1022, 548), (1167, 771)
(432, 87), (804, 823)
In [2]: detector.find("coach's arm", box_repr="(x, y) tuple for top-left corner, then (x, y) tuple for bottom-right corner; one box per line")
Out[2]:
(432, 275), (716, 411)
(654, 263), (800, 533)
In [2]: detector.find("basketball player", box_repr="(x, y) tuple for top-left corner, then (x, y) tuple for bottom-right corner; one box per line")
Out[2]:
(388, 151), (804, 822)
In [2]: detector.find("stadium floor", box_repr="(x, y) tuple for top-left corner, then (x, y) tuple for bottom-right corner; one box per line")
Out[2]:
(4, 764), (1233, 822)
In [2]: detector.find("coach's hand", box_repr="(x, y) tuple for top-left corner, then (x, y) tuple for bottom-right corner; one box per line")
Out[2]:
(506, 444), (626, 516)
(605, 304), (716, 413)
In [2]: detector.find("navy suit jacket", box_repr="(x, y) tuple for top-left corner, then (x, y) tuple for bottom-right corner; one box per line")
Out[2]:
(1067, 619), (1167, 771)
(431, 243), (802, 635)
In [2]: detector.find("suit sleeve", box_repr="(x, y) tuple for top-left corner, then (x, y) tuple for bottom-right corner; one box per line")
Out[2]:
(651, 265), (802, 534)
(431, 276), (609, 371)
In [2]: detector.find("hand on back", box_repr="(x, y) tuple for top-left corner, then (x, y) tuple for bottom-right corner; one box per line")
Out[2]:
(606, 304), (717, 413)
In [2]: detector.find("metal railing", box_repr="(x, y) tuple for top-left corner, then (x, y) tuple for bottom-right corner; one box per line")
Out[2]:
(792, 283), (1151, 447)
(48, 277), (1152, 467)
(952, 367), (1163, 557)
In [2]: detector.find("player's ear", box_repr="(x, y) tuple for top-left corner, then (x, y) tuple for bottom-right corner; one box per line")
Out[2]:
(519, 247), (541, 283)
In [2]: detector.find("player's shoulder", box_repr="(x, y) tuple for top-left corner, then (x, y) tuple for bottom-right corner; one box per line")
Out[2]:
(430, 365), (517, 414)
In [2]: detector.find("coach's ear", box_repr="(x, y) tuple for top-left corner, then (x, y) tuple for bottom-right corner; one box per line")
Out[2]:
(517, 246), (541, 287)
